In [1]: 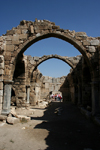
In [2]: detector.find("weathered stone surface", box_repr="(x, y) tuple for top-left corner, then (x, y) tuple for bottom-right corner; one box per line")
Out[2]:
(88, 46), (96, 53)
(29, 25), (34, 33)
(0, 69), (4, 75)
(0, 115), (7, 121)
(90, 39), (99, 46)
(75, 32), (87, 36)
(0, 82), (3, 90)
(19, 34), (27, 40)
(36, 33), (41, 37)
(10, 107), (18, 117)
(7, 117), (20, 125)
(0, 90), (3, 96)
(6, 44), (14, 51)
(0, 62), (4, 69)
(34, 56), (39, 61)
(17, 115), (30, 121)
(0, 56), (4, 63)
(6, 30), (15, 35)
(18, 92), (26, 98)
(0, 96), (2, 103)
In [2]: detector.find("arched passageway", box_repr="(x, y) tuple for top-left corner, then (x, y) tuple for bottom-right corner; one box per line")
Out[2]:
(0, 19), (100, 115)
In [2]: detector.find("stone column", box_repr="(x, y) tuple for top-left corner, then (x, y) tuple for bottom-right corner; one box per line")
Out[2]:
(70, 84), (75, 104)
(0, 55), (4, 114)
(1, 80), (13, 115)
(78, 83), (82, 105)
(91, 80), (99, 115)
(0, 80), (3, 114)
(26, 85), (30, 103)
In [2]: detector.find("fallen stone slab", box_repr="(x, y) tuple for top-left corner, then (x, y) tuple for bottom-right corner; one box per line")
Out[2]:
(7, 117), (20, 125)
(17, 115), (30, 121)
(0, 115), (7, 121)
(10, 107), (18, 118)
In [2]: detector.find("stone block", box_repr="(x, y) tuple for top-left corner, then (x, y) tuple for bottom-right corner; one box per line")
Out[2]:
(7, 117), (20, 125)
(10, 107), (18, 118)
(12, 40), (20, 45)
(75, 32), (87, 36)
(75, 36), (87, 40)
(29, 59), (35, 65)
(17, 115), (30, 121)
(0, 69), (4, 75)
(6, 30), (15, 35)
(6, 41), (12, 44)
(0, 75), (3, 80)
(6, 44), (14, 51)
(19, 34), (27, 40)
(12, 35), (19, 41)
(45, 83), (49, 88)
(0, 82), (3, 90)
(52, 25), (60, 29)
(88, 46), (96, 53)
(0, 56), (4, 63)
(5, 52), (11, 57)
(18, 92), (26, 98)
(6, 36), (12, 41)
(0, 96), (2, 103)
(22, 29), (28, 34)
(34, 56), (39, 61)
(36, 33), (41, 37)
(15, 29), (21, 34)
(83, 40), (90, 46)
(90, 39), (99, 46)
(29, 25), (34, 33)
(0, 37), (3, 42)
(0, 115), (7, 121)
(12, 35), (20, 45)
(0, 103), (2, 109)
(0, 90), (3, 96)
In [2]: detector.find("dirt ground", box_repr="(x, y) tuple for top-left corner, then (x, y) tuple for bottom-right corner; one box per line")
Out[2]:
(0, 101), (100, 150)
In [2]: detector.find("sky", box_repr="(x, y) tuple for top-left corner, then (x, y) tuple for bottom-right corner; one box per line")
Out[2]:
(0, 0), (100, 77)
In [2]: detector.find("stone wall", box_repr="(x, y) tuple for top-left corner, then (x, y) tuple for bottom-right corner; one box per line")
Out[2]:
(11, 54), (66, 106)
(0, 19), (100, 115)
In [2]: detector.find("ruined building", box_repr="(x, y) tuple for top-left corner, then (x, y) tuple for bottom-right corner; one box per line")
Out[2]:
(0, 19), (100, 116)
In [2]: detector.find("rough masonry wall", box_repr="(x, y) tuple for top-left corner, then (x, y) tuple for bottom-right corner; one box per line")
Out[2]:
(0, 19), (100, 81)
(0, 19), (100, 115)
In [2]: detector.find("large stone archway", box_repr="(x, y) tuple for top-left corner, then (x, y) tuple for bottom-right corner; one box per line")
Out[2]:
(0, 19), (100, 115)
(12, 54), (82, 106)
(1, 19), (99, 80)
(28, 54), (82, 82)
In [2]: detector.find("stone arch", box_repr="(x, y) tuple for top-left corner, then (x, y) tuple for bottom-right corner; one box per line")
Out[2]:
(29, 54), (81, 78)
(1, 19), (100, 115)
(11, 32), (91, 78)
(1, 19), (97, 80)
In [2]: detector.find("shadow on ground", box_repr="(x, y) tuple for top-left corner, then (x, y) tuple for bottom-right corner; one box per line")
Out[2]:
(31, 102), (100, 150)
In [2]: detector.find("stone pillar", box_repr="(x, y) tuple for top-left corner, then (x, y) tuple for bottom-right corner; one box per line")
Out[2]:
(1, 80), (13, 115)
(70, 84), (75, 104)
(0, 80), (3, 114)
(91, 80), (99, 115)
(0, 55), (4, 114)
(78, 83), (82, 105)
(26, 85), (30, 103)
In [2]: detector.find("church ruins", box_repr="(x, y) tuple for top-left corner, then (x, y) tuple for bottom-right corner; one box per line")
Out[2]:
(0, 19), (100, 116)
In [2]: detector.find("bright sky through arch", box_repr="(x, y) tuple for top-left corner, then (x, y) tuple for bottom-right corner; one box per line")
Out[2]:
(24, 37), (81, 77)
